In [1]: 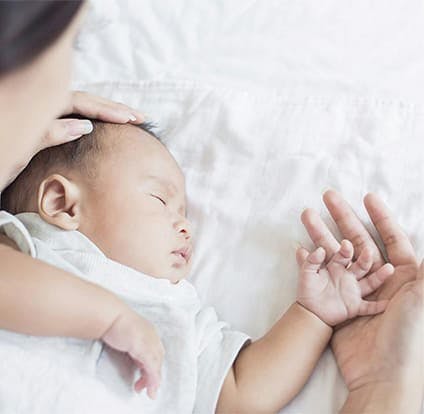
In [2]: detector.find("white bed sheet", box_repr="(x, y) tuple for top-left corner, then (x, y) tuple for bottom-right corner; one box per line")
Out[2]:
(72, 1), (424, 413)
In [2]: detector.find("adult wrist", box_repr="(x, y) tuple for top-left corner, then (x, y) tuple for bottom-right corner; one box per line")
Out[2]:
(341, 380), (423, 414)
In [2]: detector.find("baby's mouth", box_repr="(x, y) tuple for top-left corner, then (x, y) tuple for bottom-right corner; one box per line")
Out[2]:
(171, 246), (192, 263)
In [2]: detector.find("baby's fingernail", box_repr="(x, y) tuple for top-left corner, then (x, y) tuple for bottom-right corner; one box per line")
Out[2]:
(154, 387), (159, 398)
(68, 120), (93, 135)
(128, 113), (137, 121)
(291, 241), (302, 250)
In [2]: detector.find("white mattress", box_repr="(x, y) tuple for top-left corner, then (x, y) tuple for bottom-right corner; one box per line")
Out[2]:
(72, 1), (424, 413)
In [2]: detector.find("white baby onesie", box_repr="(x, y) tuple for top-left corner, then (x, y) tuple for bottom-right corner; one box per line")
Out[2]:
(0, 211), (250, 414)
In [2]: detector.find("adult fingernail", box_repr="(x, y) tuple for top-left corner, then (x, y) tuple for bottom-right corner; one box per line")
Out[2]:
(68, 120), (93, 135)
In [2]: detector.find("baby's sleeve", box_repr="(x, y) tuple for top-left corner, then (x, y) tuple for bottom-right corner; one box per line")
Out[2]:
(0, 211), (35, 256)
(194, 305), (250, 414)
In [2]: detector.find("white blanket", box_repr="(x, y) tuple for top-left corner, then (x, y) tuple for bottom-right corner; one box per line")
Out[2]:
(69, 1), (424, 413)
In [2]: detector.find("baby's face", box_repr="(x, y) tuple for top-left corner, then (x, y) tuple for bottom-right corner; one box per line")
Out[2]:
(78, 125), (193, 284)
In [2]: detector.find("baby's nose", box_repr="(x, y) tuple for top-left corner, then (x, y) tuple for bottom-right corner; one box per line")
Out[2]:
(180, 228), (191, 240)
(175, 218), (192, 240)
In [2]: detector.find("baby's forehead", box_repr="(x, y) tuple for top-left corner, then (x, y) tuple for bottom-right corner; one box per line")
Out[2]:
(145, 174), (181, 194)
(96, 122), (152, 150)
(96, 123), (186, 191)
(95, 122), (163, 162)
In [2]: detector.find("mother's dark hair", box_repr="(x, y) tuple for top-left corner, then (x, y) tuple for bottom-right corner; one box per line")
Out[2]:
(0, 0), (84, 76)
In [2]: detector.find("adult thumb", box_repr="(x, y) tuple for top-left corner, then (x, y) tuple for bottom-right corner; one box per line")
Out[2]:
(43, 118), (93, 149)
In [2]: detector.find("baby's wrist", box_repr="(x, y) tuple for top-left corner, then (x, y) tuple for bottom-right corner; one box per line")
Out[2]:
(93, 292), (132, 340)
(294, 301), (334, 332)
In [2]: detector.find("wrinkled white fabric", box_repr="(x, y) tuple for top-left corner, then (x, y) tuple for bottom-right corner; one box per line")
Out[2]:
(74, 0), (424, 104)
(0, 211), (249, 413)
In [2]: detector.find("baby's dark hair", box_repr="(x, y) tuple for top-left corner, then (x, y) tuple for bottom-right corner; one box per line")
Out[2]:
(1, 118), (159, 214)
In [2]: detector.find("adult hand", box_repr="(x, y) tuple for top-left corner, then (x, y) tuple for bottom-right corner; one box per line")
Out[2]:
(338, 262), (423, 413)
(298, 191), (422, 401)
(299, 190), (419, 301)
(4, 91), (146, 186)
(39, 90), (145, 152)
(332, 261), (423, 390)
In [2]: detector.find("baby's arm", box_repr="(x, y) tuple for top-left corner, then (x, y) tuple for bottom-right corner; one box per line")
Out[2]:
(216, 240), (394, 413)
(0, 235), (164, 399)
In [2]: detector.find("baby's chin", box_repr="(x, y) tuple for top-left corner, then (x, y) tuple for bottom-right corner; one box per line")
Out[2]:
(165, 264), (192, 284)
(149, 269), (189, 285)
(133, 263), (191, 285)
(120, 255), (192, 284)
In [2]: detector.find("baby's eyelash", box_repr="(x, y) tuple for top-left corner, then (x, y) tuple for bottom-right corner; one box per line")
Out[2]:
(151, 194), (166, 206)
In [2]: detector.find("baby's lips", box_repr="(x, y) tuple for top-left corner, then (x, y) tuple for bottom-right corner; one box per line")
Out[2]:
(172, 245), (192, 263)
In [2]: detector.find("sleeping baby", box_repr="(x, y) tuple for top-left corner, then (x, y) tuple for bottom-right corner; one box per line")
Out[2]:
(0, 120), (394, 413)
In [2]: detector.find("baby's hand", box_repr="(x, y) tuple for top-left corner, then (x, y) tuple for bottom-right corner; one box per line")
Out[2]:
(297, 240), (394, 326)
(102, 309), (165, 399)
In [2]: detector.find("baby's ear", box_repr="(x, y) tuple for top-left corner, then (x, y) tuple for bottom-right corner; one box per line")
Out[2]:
(37, 174), (82, 231)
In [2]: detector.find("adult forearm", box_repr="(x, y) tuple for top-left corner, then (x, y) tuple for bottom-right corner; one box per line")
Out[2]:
(232, 303), (332, 412)
(341, 381), (423, 414)
(0, 243), (127, 338)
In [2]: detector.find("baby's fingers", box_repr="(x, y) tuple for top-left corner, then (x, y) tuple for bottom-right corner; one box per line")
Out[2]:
(133, 364), (149, 393)
(358, 298), (389, 316)
(359, 263), (394, 297)
(296, 247), (310, 267)
(328, 239), (354, 268)
(133, 357), (161, 398)
(130, 346), (163, 398)
(302, 247), (326, 272)
(348, 247), (373, 280)
(132, 359), (160, 400)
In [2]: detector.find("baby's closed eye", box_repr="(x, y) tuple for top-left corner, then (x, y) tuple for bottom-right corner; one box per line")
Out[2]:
(150, 194), (167, 206)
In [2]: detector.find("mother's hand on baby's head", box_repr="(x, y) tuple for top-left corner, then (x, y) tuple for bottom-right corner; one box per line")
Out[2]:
(5, 91), (146, 187)
(39, 91), (145, 152)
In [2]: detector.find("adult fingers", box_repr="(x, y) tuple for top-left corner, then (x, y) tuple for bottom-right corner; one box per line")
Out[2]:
(323, 190), (385, 271)
(364, 193), (417, 267)
(64, 91), (145, 124)
(301, 208), (340, 262)
(359, 264), (394, 297)
(42, 118), (94, 150)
